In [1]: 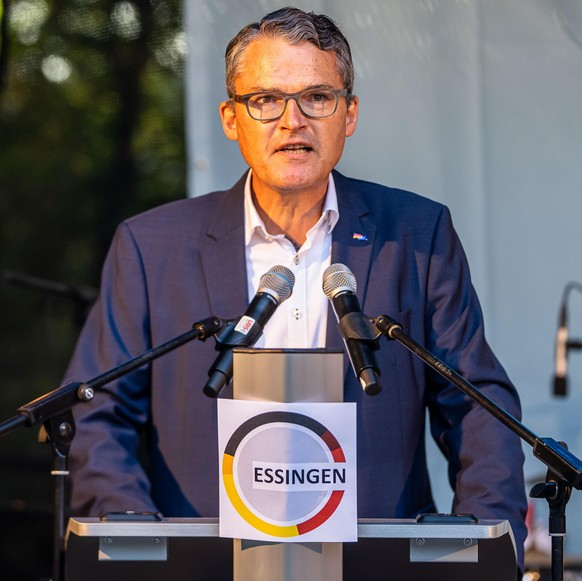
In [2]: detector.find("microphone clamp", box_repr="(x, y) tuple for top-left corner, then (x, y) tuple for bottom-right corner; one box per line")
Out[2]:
(337, 312), (382, 342)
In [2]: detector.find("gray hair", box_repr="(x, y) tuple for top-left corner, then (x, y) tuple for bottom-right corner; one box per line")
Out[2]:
(225, 7), (355, 102)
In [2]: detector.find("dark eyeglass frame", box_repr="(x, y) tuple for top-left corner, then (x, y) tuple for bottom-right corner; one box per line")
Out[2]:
(231, 88), (350, 121)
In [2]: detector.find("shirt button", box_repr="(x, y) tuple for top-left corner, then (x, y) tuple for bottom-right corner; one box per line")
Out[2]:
(294, 255), (300, 265)
(294, 308), (302, 320)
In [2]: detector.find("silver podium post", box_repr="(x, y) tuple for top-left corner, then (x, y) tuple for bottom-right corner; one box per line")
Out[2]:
(231, 348), (344, 581)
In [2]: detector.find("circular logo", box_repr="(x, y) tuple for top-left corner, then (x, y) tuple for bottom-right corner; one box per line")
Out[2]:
(222, 411), (346, 537)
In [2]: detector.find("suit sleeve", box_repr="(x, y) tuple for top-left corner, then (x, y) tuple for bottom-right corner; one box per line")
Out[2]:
(423, 206), (528, 568)
(65, 222), (158, 516)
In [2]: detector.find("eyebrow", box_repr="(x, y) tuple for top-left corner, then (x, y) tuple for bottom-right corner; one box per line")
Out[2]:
(245, 83), (337, 93)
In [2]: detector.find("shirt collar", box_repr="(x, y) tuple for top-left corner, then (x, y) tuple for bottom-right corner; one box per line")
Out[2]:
(244, 170), (340, 246)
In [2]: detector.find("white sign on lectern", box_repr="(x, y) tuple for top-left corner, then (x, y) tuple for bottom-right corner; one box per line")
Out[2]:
(218, 399), (357, 542)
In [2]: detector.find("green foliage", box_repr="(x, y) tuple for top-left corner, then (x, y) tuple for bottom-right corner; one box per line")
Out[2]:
(0, 1), (186, 577)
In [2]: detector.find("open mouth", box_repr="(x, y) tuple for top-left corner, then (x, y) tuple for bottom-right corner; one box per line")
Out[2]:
(278, 144), (312, 154)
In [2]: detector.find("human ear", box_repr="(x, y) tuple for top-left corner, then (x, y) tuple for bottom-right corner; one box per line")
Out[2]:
(345, 95), (359, 137)
(219, 100), (238, 141)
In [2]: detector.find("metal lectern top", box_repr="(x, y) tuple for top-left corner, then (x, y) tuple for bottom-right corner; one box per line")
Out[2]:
(66, 516), (517, 581)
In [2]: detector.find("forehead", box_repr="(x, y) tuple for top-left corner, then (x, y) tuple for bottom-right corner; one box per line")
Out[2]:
(235, 37), (342, 92)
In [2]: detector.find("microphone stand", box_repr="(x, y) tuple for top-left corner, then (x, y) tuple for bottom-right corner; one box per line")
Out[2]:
(1, 271), (98, 327)
(1, 270), (98, 307)
(0, 316), (223, 581)
(373, 314), (582, 581)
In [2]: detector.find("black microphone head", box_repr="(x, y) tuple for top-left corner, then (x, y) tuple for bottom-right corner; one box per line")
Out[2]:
(258, 265), (295, 304)
(322, 263), (357, 299)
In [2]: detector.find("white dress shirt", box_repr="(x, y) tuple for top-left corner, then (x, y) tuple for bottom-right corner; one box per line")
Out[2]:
(244, 170), (339, 348)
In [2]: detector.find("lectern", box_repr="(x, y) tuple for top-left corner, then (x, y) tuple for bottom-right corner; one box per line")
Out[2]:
(65, 349), (517, 580)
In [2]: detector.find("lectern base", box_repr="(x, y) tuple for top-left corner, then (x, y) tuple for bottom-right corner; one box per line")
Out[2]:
(234, 539), (341, 581)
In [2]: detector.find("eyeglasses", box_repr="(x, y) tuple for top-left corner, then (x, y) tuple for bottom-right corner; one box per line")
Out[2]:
(232, 88), (350, 121)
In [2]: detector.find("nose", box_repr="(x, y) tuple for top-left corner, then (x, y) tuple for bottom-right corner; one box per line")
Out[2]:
(279, 96), (307, 128)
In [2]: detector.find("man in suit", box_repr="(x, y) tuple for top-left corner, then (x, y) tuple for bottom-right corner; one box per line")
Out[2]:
(64, 6), (527, 570)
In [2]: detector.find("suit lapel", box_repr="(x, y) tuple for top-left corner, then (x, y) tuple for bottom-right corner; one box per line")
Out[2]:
(198, 175), (249, 321)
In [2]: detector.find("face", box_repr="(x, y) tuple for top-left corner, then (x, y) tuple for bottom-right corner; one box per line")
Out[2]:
(219, 37), (358, 201)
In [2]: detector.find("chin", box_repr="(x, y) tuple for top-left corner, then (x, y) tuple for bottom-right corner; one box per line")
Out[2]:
(275, 169), (327, 191)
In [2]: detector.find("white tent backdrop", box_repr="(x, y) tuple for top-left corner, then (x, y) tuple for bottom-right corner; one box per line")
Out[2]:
(184, 0), (582, 554)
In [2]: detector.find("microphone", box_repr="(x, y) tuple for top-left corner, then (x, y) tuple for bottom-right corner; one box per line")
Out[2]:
(553, 302), (569, 397)
(322, 263), (382, 395)
(203, 265), (295, 398)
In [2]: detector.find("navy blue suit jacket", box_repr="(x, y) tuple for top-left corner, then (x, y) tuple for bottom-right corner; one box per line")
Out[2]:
(65, 171), (527, 566)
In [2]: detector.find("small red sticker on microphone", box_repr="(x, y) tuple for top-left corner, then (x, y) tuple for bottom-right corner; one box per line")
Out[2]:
(235, 316), (256, 335)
